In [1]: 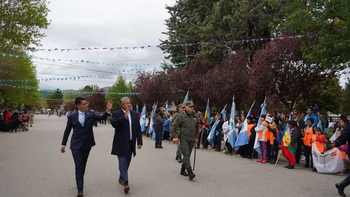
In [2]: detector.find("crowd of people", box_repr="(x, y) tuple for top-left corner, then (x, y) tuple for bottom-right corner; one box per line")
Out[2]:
(0, 108), (35, 132)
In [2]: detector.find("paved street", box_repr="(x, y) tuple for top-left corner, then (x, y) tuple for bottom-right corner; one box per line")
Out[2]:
(0, 115), (346, 197)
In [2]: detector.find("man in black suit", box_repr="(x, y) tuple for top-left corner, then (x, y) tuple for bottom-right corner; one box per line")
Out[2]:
(61, 97), (113, 197)
(111, 97), (143, 194)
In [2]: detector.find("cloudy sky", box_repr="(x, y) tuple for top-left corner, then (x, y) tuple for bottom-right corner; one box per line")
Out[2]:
(33, 0), (177, 90)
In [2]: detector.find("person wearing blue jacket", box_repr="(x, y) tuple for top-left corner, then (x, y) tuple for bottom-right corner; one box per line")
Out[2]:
(303, 107), (318, 127)
(163, 113), (171, 141)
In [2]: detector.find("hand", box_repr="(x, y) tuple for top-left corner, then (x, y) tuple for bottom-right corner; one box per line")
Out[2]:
(137, 145), (142, 149)
(125, 110), (129, 118)
(106, 100), (113, 112)
(61, 146), (65, 153)
(195, 139), (198, 144)
(174, 138), (180, 145)
(18, 114), (28, 122)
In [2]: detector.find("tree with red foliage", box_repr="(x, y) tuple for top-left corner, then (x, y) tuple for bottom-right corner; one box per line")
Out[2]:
(199, 52), (249, 109)
(249, 31), (332, 111)
(64, 103), (77, 112)
(86, 90), (106, 112)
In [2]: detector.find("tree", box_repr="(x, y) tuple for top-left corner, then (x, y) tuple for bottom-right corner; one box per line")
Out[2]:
(200, 0), (281, 65)
(160, 0), (216, 65)
(249, 31), (329, 111)
(270, 0), (350, 70)
(296, 75), (344, 114)
(0, 0), (50, 49)
(106, 75), (132, 111)
(343, 79), (350, 115)
(199, 52), (249, 109)
(80, 85), (99, 92)
(0, 55), (40, 107)
(46, 89), (63, 109)
(87, 90), (106, 112)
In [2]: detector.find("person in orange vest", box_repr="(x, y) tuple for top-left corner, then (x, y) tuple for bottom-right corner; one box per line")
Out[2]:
(268, 120), (279, 164)
(255, 114), (270, 163)
(311, 127), (326, 172)
(302, 118), (316, 168)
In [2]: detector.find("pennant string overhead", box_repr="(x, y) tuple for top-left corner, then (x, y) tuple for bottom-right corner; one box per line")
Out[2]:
(1, 53), (186, 67)
(0, 35), (316, 52)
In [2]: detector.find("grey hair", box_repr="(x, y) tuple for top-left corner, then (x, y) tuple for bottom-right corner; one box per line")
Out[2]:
(120, 97), (130, 105)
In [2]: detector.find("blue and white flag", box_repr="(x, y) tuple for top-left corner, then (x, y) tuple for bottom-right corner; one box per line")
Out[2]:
(221, 105), (227, 122)
(228, 97), (236, 148)
(253, 98), (267, 155)
(235, 100), (255, 149)
(148, 104), (156, 134)
(165, 102), (169, 114)
(207, 119), (220, 145)
(140, 105), (147, 132)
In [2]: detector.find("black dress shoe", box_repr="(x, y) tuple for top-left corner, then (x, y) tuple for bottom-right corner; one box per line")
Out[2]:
(77, 190), (83, 197)
(336, 183), (346, 197)
(159, 146), (163, 149)
(284, 165), (290, 168)
(287, 165), (294, 169)
(178, 157), (183, 163)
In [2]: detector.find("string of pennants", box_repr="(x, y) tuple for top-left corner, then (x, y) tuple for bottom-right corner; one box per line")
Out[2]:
(1, 53), (186, 67)
(0, 35), (314, 52)
(1, 69), (143, 83)
(0, 84), (140, 95)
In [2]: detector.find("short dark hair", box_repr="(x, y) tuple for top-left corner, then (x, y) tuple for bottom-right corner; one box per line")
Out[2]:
(75, 97), (87, 105)
(307, 117), (314, 123)
(261, 114), (266, 119)
(340, 117), (349, 125)
(155, 108), (161, 114)
(307, 107), (313, 111)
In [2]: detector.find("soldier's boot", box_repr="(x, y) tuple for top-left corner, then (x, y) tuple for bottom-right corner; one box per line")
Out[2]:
(187, 169), (196, 180)
(180, 166), (189, 176)
(178, 156), (183, 163)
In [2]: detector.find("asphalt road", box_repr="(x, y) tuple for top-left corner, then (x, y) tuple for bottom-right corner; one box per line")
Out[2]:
(0, 115), (346, 197)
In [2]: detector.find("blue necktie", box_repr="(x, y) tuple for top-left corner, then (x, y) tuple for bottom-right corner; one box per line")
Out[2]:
(81, 113), (85, 127)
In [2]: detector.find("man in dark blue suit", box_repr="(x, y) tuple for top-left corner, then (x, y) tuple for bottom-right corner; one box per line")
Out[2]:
(111, 97), (143, 194)
(61, 97), (113, 197)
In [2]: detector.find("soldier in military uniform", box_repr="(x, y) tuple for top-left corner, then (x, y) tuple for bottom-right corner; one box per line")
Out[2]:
(170, 104), (185, 163)
(172, 101), (199, 180)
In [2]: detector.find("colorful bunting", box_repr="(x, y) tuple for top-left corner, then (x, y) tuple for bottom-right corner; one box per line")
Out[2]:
(0, 35), (309, 52)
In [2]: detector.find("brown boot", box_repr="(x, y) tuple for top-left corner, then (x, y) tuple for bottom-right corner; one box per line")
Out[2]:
(124, 183), (130, 193)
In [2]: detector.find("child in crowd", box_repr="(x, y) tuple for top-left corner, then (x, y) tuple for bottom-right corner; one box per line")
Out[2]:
(302, 118), (315, 168)
(255, 114), (270, 163)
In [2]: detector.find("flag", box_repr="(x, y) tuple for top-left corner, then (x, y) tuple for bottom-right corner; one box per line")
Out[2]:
(281, 113), (296, 166)
(207, 119), (219, 145)
(235, 100), (255, 149)
(221, 105), (227, 122)
(165, 102), (169, 114)
(140, 105), (147, 132)
(204, 100), (211, 126)
(148, 104), (156, 134)
(151, 103), (158, 139)
(136, 104), (139, 113)
(253, 99), (267, 155)
(228, 97), (236, 148)
(183, 91), (189, 105)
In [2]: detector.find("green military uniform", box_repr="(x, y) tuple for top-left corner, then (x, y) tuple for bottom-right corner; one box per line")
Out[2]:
(170, 110), (183, 162)
(173, 101), (199, 180)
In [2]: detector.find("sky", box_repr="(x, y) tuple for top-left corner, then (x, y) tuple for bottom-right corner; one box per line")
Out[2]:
(33, 0), (177, 90)
(32, 0), (348, 90)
